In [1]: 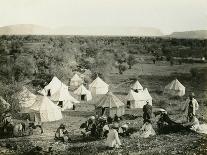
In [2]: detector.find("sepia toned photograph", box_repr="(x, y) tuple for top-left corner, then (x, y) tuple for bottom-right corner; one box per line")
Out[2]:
(0, 0), (207, 154)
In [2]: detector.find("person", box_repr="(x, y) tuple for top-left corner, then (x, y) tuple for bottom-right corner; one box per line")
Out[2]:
(183, 93), (199, 122)
(2, 112), (13, 135)
(114, 114), (119, 122)
(81, 116), (96, 137)
(55, 124), (70, 142)
(105, 123), (122, 149)
(131, 120), (155, 139)
(103, 122), (110, 138)
(107, 116), (113, 124)
(143, 101), (152, 123)
(183, 114), (200, 132)
(118, 122), (130, 136)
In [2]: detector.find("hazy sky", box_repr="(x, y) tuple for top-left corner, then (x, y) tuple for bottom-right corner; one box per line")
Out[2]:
(0, 0), (207, 34)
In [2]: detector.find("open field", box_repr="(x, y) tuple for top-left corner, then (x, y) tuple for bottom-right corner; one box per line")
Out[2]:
(0, 62), (207, 154)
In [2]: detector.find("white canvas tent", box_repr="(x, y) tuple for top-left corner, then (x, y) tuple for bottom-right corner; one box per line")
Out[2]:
(74, 84), (92, 101)
(131, 80), (143, 92)
(50, 84), (79, 110)
(95, 92), (125, 117)
(39, 76), (79, 111)
(18, 87), (37, 113)
(70, 74), (83, 88)
(164, 79), (185, 96)
(89, 77), (109, 95)
(39, 76), (63, 96)
(29, 96), (62, 122)
(0, 96), (10, 111)
(126, 88), (152, 109)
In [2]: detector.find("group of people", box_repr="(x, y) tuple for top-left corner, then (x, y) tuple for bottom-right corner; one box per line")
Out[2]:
(54, 92), (206, 149)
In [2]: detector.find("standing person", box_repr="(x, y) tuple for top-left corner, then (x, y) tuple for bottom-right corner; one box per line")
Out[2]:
(183, 93), (199, 122)
(143, 101), (152, 123)
(105, 123), (122, 149)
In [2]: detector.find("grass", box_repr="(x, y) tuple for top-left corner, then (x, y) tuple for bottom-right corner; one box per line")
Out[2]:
(0, 62), (207, 154)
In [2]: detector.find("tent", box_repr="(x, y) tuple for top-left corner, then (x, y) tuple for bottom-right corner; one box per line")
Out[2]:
(0, 96), (10, 112)
(126, 88), (152, 109)
(164, 79), (185, 96)
(50, 84), (79, 110)
(89, 77), (109, 95)
(18, 87), (37, 113)
(29, 95), (62, 122)
(39, 76), (64, 96)
(95, 92), (125, 117)
(39, 77), (79, 110)
(70, 74), (83, 88)
(131, 80), (143, 93)
(74, 84), (92, 101)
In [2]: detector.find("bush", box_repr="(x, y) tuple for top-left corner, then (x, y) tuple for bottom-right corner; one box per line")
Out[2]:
(190, 68), (199, 78)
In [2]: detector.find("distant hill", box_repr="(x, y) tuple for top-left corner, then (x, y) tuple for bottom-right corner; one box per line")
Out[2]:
(168, 30), (207, 39)
(54, 26), (163, 36)
(0, 24), (163, 36)
(0, 24), (52, 35)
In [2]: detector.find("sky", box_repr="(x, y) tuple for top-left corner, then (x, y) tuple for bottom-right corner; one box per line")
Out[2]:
(0, 0), (207, 34)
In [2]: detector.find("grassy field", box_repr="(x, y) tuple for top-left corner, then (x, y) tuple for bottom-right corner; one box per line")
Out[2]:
(0, 62), (207, 155)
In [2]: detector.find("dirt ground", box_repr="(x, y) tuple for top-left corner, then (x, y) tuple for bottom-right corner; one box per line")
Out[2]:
(0, 62), (207, 155)
(0, 109), (207, 155)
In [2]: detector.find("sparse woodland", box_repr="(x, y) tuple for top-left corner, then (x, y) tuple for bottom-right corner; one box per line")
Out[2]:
(0, 35), (207, 113)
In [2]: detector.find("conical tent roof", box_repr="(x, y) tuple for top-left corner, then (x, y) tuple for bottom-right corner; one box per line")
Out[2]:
(131, 80), (143, 90)
(143, 88), (152, 100)
(29, 96), (62, 122)
(74, 84), (90, 95)
(126, 89), (152, 101)
(164, 79), (185, 91)
(97, 92), (124, 108)
(0, 96), (10, 110)
(50, 84), (79, 103)
(89, 77), (109, 88)
(126, 90), (138, 100)
(18, 87), (37, 113)
(39, 77), (64, 96)
(71, 74), (83, 82)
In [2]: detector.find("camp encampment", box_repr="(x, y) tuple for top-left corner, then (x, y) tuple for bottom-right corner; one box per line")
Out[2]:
(0, 96), (10, 112)
(164, 79), (185, 96)
(131, 80), (143, 93)
(89, 77), (109, 95)
(95, 91), (125, 117)
(50, 84), (79, 110)
(74, 84), (92, 101)
(28, 95), (62, 122)
(126, 88), (152, 109)
(18, 87), (37, 113)
(70, 74), (83, 88)
(39, 76), (79, 110)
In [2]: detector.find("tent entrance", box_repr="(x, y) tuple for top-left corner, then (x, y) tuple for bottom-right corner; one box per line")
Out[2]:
(134, 89), (138, 93)
(57, 101), (63, 108)
(47, 89), (51, 96)
(127, 101), (131, 109)
(81, 95), (86, 101)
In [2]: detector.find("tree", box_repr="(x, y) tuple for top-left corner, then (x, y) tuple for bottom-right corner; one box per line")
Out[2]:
(118, 63), (129, 74)
(127, 54), (137, 69)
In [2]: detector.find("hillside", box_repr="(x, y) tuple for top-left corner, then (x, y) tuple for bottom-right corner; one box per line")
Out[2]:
(168, 30), (207, 39)
(0, 24), (163, 36)
(0, 24), (52, 35)
(55, 26), (163, 36)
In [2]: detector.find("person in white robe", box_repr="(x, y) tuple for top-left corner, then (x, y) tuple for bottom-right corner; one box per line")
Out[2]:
(131, 120), (155, 138)
(105, 123), (122, 148)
